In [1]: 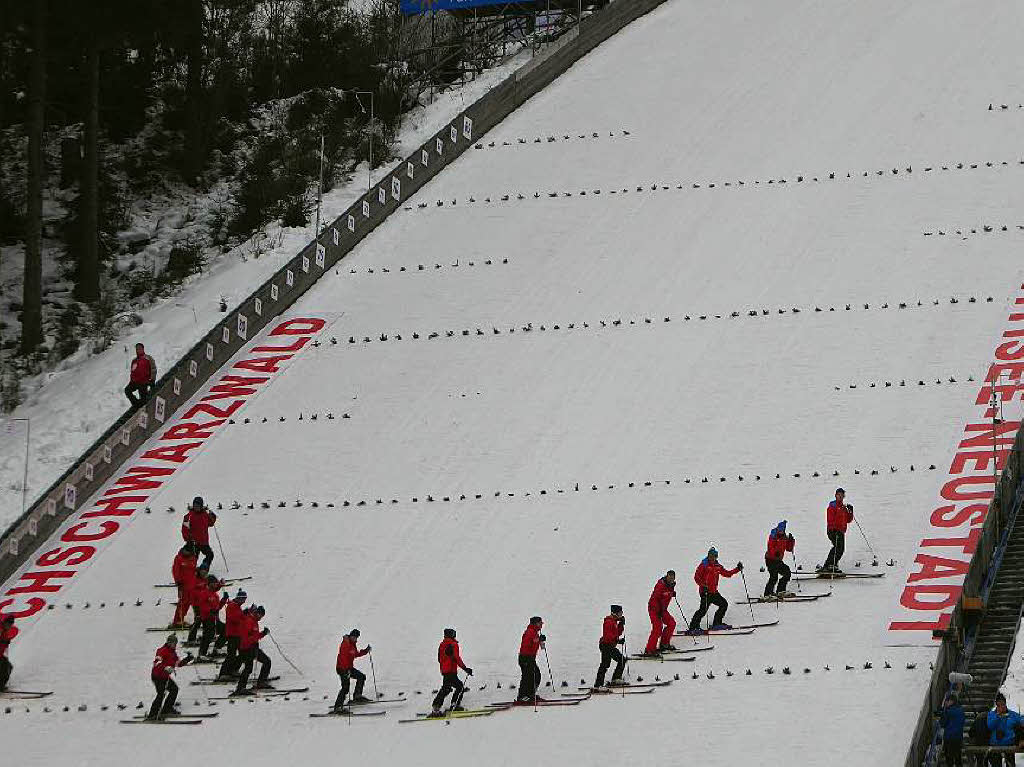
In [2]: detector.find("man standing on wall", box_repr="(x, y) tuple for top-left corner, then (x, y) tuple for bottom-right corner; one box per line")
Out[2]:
(124, 342), (157, 409)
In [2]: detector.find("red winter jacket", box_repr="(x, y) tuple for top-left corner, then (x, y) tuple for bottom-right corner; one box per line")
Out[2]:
(188, 580), (211, 617)
(648, 578), (676, 615)
(130, 353), (156, 384)
(195, 587), (225, 622)
(182, 509), (217, 546)
(0, 625), (18, 658)
(239, 612), (265, 652)
(438, 638), (468, 675)
(336, 636), (370, 671)
(600, 615), (624, 646)
(519, 623), (542, 657)
(151, 644), (183, 681)
(224, 601), (246, 638)
(765, 531), (795, 561)
(694, 559), (739, 594)
(826, 500), (854, 533)
(172, 550), (198, 586)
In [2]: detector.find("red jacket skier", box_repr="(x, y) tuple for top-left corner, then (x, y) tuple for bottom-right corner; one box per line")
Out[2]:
(516, 617), (545, 703)
(234, 606), (271, 695)
(823, 488), (854, 573)
(644, 571), (678, 655)
(0, 614), (18, 691)
(764, 521), (795, 598)
(170, 542), (198, 627)
(181, 496), (217, 569)
(686, 548), (743, 634)
(148, 634), (192, 720)
(595, 605), (626, 688)
(431, 628), (472, 716)
(217, 590), (247, 680)
(334, 629), (372, 710)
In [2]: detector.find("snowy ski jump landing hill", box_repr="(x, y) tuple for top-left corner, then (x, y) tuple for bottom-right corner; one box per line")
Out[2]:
(4, 1), (1024, 764)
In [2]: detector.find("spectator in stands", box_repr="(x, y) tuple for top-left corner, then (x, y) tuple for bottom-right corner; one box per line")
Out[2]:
(969, 710), (990, 767)
(986, 692), (1021, 766)
(939, 692), (965, 767)
(124, 342), (157, 409)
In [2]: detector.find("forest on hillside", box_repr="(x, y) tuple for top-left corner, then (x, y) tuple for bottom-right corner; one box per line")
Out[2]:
(0, 0), (489, 410)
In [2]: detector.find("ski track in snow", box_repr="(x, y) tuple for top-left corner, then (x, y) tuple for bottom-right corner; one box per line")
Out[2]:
(5, 0), (1024, 764)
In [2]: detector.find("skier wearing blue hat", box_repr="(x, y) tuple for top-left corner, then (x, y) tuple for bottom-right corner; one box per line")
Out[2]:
(764, 521), (795, 598)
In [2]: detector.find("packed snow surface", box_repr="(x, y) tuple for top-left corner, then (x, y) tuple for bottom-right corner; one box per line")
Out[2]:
(5, 0), (1024, 764)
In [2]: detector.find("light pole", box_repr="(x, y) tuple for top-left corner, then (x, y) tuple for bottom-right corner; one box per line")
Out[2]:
(352, 90), (375, 191)
(5, 417), (30, 519)
(314, 131), (325, 236)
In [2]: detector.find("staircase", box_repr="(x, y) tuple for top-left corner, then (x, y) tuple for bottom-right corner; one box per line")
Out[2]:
(962, 503), (1024, 728)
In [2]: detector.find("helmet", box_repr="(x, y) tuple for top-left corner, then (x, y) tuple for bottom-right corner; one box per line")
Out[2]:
(443, 628), (456, 639)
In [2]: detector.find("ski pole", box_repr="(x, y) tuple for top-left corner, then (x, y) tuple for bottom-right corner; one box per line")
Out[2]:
(368, 651), (380, 701)
(853, 518), (878, 564)
(213, 526), (230, 573)
(543, 644), (556, 692)
(791, 551), (801, 592)
(674, 596), (697, 644)
(191, 661), (210, 706)
(266, 631), (304, 677)
(739, 568), (757, 624)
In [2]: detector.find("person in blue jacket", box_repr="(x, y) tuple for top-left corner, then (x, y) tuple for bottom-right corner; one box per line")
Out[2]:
(986, 692), (1022, 766)
(938, 692), (965, 766)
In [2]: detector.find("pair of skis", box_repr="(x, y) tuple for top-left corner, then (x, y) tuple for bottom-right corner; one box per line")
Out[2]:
(0, 690), (52, 700)
(121, 712), (218, 725)
(793, 571), (885, 581)
(309, 697), (406, 718)
(740, 591), (831, 604)
(153, 576), (253, 589)
(672, 619), (780, 638)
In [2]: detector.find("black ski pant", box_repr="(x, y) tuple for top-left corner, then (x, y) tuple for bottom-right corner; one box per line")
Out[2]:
(517, 654), (541, 701)
(148, 676), (178, 719)
(124, 382), (152, 408)
(595, 643), (625, 687)
(218, 637), (240, 678)
(195, 543), (214, 570)
(689, 588), (728, 630)
(235, 647), (271, 692)
(941, 739), (963, 767)
(0, 656), (11, 690)
(764, 558), (792, 596)
(198, 618), (225, 657)
(333, 668), (366, 708)
(188, 607), (201, 643)
(823, 530), (846, 570)
(432, 672), (465, 710)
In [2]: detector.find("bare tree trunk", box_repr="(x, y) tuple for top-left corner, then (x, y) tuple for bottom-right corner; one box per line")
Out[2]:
(77, 39), (100, 303)
(22, 0), (46, 353)
(183, 0), (204, 183)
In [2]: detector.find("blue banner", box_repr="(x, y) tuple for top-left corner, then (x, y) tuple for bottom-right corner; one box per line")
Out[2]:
(401, 0), (534, 14)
